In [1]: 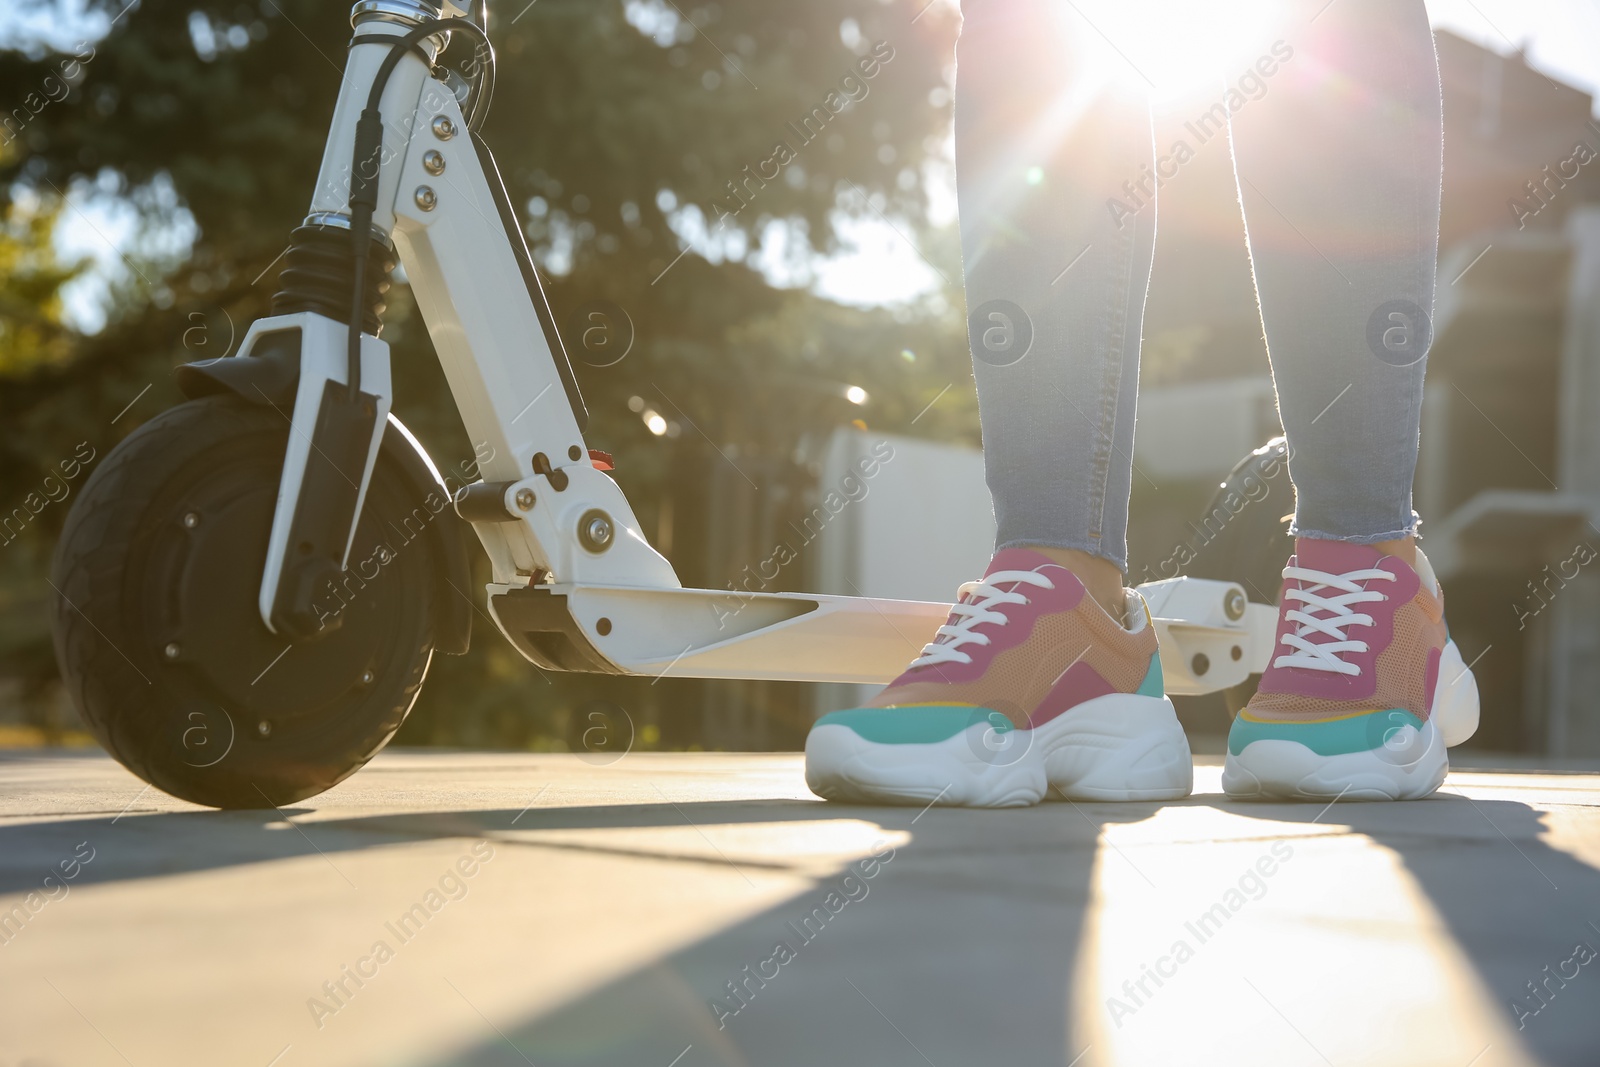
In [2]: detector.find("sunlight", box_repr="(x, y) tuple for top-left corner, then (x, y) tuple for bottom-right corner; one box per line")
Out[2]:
(1065, 0), (1289, 103)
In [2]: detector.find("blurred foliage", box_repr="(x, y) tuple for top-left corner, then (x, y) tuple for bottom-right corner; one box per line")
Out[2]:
(0, 0), (977, 748)
(0, 196), (83, 377)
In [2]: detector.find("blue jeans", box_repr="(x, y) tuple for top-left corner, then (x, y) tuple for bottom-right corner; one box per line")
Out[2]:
(956, 0), (1442, 571)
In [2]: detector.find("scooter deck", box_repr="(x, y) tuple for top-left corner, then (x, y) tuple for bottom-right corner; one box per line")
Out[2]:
(487, 577), (1275, 694)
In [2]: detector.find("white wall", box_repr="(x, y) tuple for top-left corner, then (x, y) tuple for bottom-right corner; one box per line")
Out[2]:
(812, 428), (995, 602)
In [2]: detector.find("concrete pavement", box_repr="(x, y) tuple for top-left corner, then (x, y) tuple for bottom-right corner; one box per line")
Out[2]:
(2, 749), (1598, 1067)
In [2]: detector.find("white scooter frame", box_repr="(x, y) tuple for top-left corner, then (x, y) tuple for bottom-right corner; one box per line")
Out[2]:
(234, 1), (1277, 697)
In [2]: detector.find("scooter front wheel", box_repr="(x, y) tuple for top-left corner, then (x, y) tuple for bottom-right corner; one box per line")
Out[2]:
(51, 395), (437, 808)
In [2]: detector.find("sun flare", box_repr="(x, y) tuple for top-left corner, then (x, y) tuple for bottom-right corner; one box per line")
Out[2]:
(1065, 0), (1291, 103)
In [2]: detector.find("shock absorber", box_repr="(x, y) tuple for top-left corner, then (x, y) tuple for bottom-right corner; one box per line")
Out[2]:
(271, 214), (396, 335)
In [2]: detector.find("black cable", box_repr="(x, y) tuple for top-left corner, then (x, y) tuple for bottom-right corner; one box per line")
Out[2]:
(466, 0), (491, 128)
(344, 16), (495, 399)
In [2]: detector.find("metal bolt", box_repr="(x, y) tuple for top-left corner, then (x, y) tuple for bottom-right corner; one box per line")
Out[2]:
(1223, 587), (1246, 621)
(164, 642), (181, 660)
(1192, 652), (1210, 677)
(182, 512), (200, 529)
(579, 509), (614, 552)
(414, 185), (437, 211)
(431, 115), (455, 140)
(514, 488), (536, 511)
(257, 720), (272, 738)
(422, 149), (446, 175)
(360, 669), (375, 685)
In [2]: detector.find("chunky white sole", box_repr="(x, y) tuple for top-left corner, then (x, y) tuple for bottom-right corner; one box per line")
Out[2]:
(1221, 719), (1449, 801)
(805, 693), (1193, 808)
(1222, 639), (1479, 802)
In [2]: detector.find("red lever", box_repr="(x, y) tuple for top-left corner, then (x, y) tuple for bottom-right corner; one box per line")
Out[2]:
(588, 449), (614, 471)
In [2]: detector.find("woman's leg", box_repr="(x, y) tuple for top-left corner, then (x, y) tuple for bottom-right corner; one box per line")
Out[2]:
(1227, 0), (1441, 547)
(954, 0), (1158, 612)
(803, 2), (1194, 809)
(1222, 0), (1466, 802)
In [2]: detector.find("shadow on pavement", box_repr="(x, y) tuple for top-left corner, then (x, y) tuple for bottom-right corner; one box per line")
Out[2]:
(1219, 792), (1600, 1067)
(426, 796), (1152, 1067)
(5, 777), (1598, 1065)
(421, 794), (1600, 1067)
(0, 787), (1150, 1065)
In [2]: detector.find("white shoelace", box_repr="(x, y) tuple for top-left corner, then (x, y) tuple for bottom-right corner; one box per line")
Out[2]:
(1273, 564), (1398, 675)
(910, 569), (1057, 669)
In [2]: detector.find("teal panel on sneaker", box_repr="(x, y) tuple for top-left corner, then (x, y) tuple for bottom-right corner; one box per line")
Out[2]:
(1137, 652), (1164, 697)
(812, 705), (1013, 745)
(1227, 708), (1425, 757)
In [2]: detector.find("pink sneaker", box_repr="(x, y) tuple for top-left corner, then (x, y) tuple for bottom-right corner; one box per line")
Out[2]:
(1223, 538), (1480, 801)
(804, 548), (1193, 807)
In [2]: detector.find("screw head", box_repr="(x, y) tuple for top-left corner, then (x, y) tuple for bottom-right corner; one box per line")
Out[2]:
(182, 512), (200, 529)
(431, 115), (456, 140)
(1223, 587), (1246, 621)
(360, 669), (375, 685)
(514, 487), (536, 511)
(257, 720), (272, 738)
(414, 186), (437, 211)
(163, 642), (181, 660)
(422, 149), (446, 176)
(579, 509), (614, 552)
(1192, 652), (1210, 677)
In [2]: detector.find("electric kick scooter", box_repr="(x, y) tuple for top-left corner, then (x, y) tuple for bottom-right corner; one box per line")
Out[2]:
(50, 0), (1279, 808)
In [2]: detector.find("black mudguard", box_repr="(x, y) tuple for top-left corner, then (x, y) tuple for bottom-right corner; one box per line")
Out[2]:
(177, 343), (474, 654)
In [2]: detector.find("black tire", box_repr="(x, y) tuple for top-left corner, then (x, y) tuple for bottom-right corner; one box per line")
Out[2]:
(51, 395), (437, 808)
(1182, 436), (1294, 716)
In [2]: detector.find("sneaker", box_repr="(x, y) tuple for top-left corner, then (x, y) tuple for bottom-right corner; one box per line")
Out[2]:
(804, 547), (1193, 807)
(1222, 538), (1480, 801)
